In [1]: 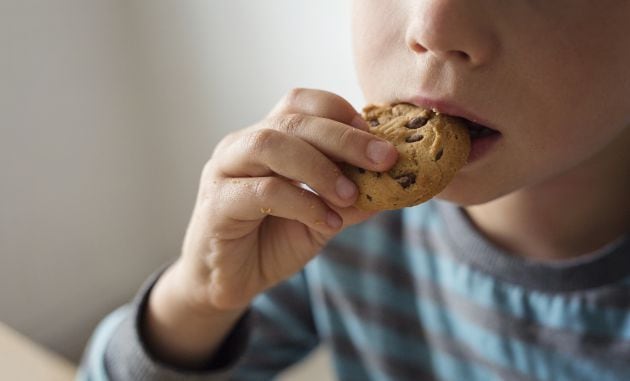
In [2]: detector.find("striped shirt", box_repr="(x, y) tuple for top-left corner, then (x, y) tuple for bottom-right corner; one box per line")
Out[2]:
(80, 200), (630, 381)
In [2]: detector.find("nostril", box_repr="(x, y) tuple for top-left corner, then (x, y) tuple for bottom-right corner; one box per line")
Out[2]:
(409, 41), (427, 54)
(453, 50), (471, 62)
(409, 40), (472, 63)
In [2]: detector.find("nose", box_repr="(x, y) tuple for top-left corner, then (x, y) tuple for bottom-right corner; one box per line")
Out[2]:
(406, 0), (498, 67)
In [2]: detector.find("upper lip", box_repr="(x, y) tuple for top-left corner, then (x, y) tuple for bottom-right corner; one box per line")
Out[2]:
(405, 96), (499, 131)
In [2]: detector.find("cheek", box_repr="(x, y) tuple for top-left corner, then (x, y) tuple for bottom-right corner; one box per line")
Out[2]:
(442, 114), (629, 207)
(506, 46), (630, 183)
(467, 9), (630, 200)
(503, 2), (630, 148)
(522, 110), (628, 185)
(440, 80), (630, 206)
(352, 1), (407, 101)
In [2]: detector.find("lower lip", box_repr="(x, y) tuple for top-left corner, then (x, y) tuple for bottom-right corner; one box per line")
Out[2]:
(466, 132), (501, 164)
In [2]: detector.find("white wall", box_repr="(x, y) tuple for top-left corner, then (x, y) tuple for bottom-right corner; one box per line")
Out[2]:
(0, 0), (361, 368)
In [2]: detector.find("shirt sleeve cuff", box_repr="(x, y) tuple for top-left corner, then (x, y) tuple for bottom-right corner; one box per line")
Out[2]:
(104, 263), (251, 381)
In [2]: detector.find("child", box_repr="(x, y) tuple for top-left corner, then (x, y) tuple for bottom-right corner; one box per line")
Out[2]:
(80, 1), (630, 380)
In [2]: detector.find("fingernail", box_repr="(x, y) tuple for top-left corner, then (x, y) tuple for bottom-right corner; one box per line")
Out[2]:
(351, 114), (369, 131)
(336, 176), (357, 200)
(366, 140), (393, 164)
(327, 211), (343, 229)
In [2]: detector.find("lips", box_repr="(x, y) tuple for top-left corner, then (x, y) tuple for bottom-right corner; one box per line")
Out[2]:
(403, 96), (501, 163)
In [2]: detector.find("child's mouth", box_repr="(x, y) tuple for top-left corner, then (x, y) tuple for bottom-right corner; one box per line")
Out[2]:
(463, 119), (498, 139)
(402, 97), (501, 163)
(458, 118), (501, 163)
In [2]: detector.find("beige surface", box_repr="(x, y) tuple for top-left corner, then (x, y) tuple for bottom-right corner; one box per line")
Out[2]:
(279, 346), (335, 381)
(0, 317), (331, 381)
(0, 321), (76, 381)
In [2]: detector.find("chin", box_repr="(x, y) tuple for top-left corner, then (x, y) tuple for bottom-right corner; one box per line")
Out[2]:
(435, 178), (515, 207)
(434, 192), (490, 207)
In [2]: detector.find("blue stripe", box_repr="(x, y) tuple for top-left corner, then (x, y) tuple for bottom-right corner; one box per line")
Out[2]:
(322, 295), (501, 381)
(253, 293), (312, 342)
(331, 208), (630, 340)
(402, 202), (442, 230)
(315, 257), (627, 381)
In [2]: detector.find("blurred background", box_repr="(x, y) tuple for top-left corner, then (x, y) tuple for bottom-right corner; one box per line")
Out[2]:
(1, 0), (363, 378)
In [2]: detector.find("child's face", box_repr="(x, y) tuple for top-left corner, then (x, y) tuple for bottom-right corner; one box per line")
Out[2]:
(352, 1), (630, 205)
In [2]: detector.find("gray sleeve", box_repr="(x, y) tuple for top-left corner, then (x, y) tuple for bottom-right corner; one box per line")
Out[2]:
(78, 265), (319, 381)
(78, 264), (250, 381)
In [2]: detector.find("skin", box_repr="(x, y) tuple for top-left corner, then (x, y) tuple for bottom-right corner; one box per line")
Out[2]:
(353, 0), (630, 259)
(143, 0), (630, 367)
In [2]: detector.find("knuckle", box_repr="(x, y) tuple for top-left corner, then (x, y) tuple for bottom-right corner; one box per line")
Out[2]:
(201, 158), (216, 179)
(253, 177), (282, 201)
(246, 128), (278, 155)
(275, 113), (307, 136)
(212, 131), (238, 158)
(272, 87), (307, 115)
(284, 87), (308, 106)
(220, 130), (239, 147)
(337, 125), (359, 147)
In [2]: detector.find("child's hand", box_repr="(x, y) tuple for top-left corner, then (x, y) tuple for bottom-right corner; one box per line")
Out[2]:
(142, 89), (398, 366)
(177, 88), (398, 312)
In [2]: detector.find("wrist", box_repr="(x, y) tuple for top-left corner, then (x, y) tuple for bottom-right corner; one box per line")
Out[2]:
(165, 258), (248, 316)
(142, 261), (247, 367)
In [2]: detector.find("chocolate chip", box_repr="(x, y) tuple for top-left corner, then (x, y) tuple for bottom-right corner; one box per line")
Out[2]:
(395, 173), (416, 188)
(405, 116), (429, 129)
(434, 148), (444, 161)
(375, 172), (381, 178)
(366, 194), (373, 201)
(405, 133), (424, 143)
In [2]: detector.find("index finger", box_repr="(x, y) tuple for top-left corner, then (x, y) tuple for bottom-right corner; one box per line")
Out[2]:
(269, 88), (370, 131)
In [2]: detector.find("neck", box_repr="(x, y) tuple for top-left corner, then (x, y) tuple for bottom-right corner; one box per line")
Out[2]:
(465, 130), (630, 262)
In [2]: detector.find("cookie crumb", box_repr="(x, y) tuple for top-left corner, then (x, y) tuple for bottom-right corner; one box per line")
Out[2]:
(260, 207), (272, 214)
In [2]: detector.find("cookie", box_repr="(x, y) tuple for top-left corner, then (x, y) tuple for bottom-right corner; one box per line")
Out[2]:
(341, 103), (471, 211)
